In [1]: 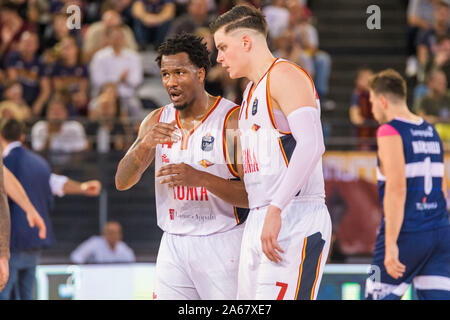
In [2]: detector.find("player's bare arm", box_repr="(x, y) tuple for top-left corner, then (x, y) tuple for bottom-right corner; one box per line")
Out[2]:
(268, 62), (318, 116)
(378, 134), (407, 279)
(0, 145), (11, 291)
(3, 167), (46, 239)
(260, 63), (324, 263)
(116, 108), (178, 191)
(156, 108), (249, 208)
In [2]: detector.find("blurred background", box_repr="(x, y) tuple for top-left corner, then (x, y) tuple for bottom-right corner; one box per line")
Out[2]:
(0, 0), (449, 299)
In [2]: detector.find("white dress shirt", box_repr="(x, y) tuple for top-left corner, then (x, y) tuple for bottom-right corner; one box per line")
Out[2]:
(89, 46), (143, 99)
(70, 236), (136, 264)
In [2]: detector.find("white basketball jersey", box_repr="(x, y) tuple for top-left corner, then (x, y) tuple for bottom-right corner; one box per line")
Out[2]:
(155, 96), (245, 235)
(239, 58), (326, 209)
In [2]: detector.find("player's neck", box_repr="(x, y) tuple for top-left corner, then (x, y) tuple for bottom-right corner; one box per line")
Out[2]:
(386, 105), (421, 123)
(178, 91), (215, 122)
(247, 48), (276, 84)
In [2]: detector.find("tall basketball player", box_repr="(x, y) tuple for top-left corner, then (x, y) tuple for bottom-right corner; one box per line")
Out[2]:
(115, 33), (248, 299)
(211, 5), (332, 300)
(365, 69), (449, 300)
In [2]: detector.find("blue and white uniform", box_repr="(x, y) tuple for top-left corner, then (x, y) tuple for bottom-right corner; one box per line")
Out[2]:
(366, 117), (450, 300)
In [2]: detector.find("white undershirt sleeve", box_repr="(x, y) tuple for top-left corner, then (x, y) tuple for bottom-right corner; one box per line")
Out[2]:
(49, 173), (69, 197)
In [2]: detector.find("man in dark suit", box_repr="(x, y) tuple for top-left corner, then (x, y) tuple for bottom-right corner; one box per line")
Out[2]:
(0, 119), (102, 300)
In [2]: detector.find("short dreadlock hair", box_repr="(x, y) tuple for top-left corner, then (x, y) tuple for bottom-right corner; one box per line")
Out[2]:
(209, 5), (268, 37)
(155, 32), (211, 74)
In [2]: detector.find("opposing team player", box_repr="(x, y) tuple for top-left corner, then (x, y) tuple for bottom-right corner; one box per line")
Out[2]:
(211, 6), (332, 300)
(365, 69), (449, 300)
(115, 33), (248, 299)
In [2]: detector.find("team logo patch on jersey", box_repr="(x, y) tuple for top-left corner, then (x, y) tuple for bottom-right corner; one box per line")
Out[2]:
(162, 154), (170, 164)
(252, 98), (258, 115)
(252, 124), (261, 132)
(201, 133), (215, 151)
(199, 159), (214, 168)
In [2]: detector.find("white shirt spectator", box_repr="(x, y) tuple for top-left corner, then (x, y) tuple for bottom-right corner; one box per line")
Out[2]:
(70, 236), (136, 264)
(89, 46), (143, 100)
(263, 5), (290, 39)
(31, 120), (88, 153)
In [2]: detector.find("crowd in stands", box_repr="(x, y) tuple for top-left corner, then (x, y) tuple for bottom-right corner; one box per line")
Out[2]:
(0, 0), (333, 155)
(405, 0), (450, 146)
(350, 0), (449, 150)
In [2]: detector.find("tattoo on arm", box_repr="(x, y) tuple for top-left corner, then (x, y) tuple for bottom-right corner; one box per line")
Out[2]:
(0, 153), (11, 259)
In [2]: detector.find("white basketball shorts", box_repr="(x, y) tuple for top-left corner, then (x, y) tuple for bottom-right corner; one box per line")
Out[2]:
(153, 224), (244, 300)
(237, 199), (332, 300)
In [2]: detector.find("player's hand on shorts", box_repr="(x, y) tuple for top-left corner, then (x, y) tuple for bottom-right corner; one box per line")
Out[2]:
(156, 163), (204, 188)
(143, 120), (180, 149)
(261, 205), (285, 264)
(0, 257), (9, 291)
(25, 207), (47, 239)
(384, 244), (406, 279)
(81, 180), (102, 196)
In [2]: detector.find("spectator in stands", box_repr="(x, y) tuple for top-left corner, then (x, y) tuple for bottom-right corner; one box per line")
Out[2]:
(131, 0), (176, 50)
(41, 12), (82, 59)
(90, 26), (143, 117)
(287, 0), (332, 101)
(0, 2), (36, 65)
(86, 85), (127, 152)
(2, 82), (31, 121)
(30, 94), (88, 153)
(166, 0), (215, 39)
(406, 0), (438, 77)
(416, 0), (450, 82)
(349, 68), (377, 151)
(101, 0), (134, 28)
(0, 118), (102, 300)
(5, 31), (51, 117)
(50, 36), (89, 116)
(70, 221), (136, 264)
(262, 0), (290, 40)
(82, 9), (138, 63)
(414, 68), (450, 123)
(0, 101), (29, 122)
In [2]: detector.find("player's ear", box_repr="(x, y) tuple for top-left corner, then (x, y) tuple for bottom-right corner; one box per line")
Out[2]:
(197, 67), (206, 83)
(242, 34), (252, 52)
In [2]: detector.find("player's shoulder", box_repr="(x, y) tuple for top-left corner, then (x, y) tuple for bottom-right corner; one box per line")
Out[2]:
(140, 107), (165, 131)
(269, 59), (315, 92)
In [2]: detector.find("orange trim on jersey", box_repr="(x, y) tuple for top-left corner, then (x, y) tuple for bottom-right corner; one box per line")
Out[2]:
(223, 106), (240, 178)
(233, 206), (240, 224)
(310, 250), (323, 300)
(266, 60), (316, 135)
(294, 237), (308, 299)
(244, 58), (279, 120)
(175, 96), (222, 150)
(278, 137), (289, 167)
(156, 106), (165, 123)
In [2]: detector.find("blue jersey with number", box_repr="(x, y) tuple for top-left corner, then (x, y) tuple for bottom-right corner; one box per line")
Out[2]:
(376, 118), (449, 233)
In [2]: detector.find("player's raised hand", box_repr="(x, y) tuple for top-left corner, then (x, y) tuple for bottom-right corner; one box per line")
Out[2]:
(142, 120), (180, 149)
(261, 205), (285, 264)
(384, 244), (406, 279)
(156, 163), (205, 188)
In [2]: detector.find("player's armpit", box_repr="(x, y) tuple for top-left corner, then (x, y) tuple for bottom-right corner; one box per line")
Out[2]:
(268, 62), (317, 117)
